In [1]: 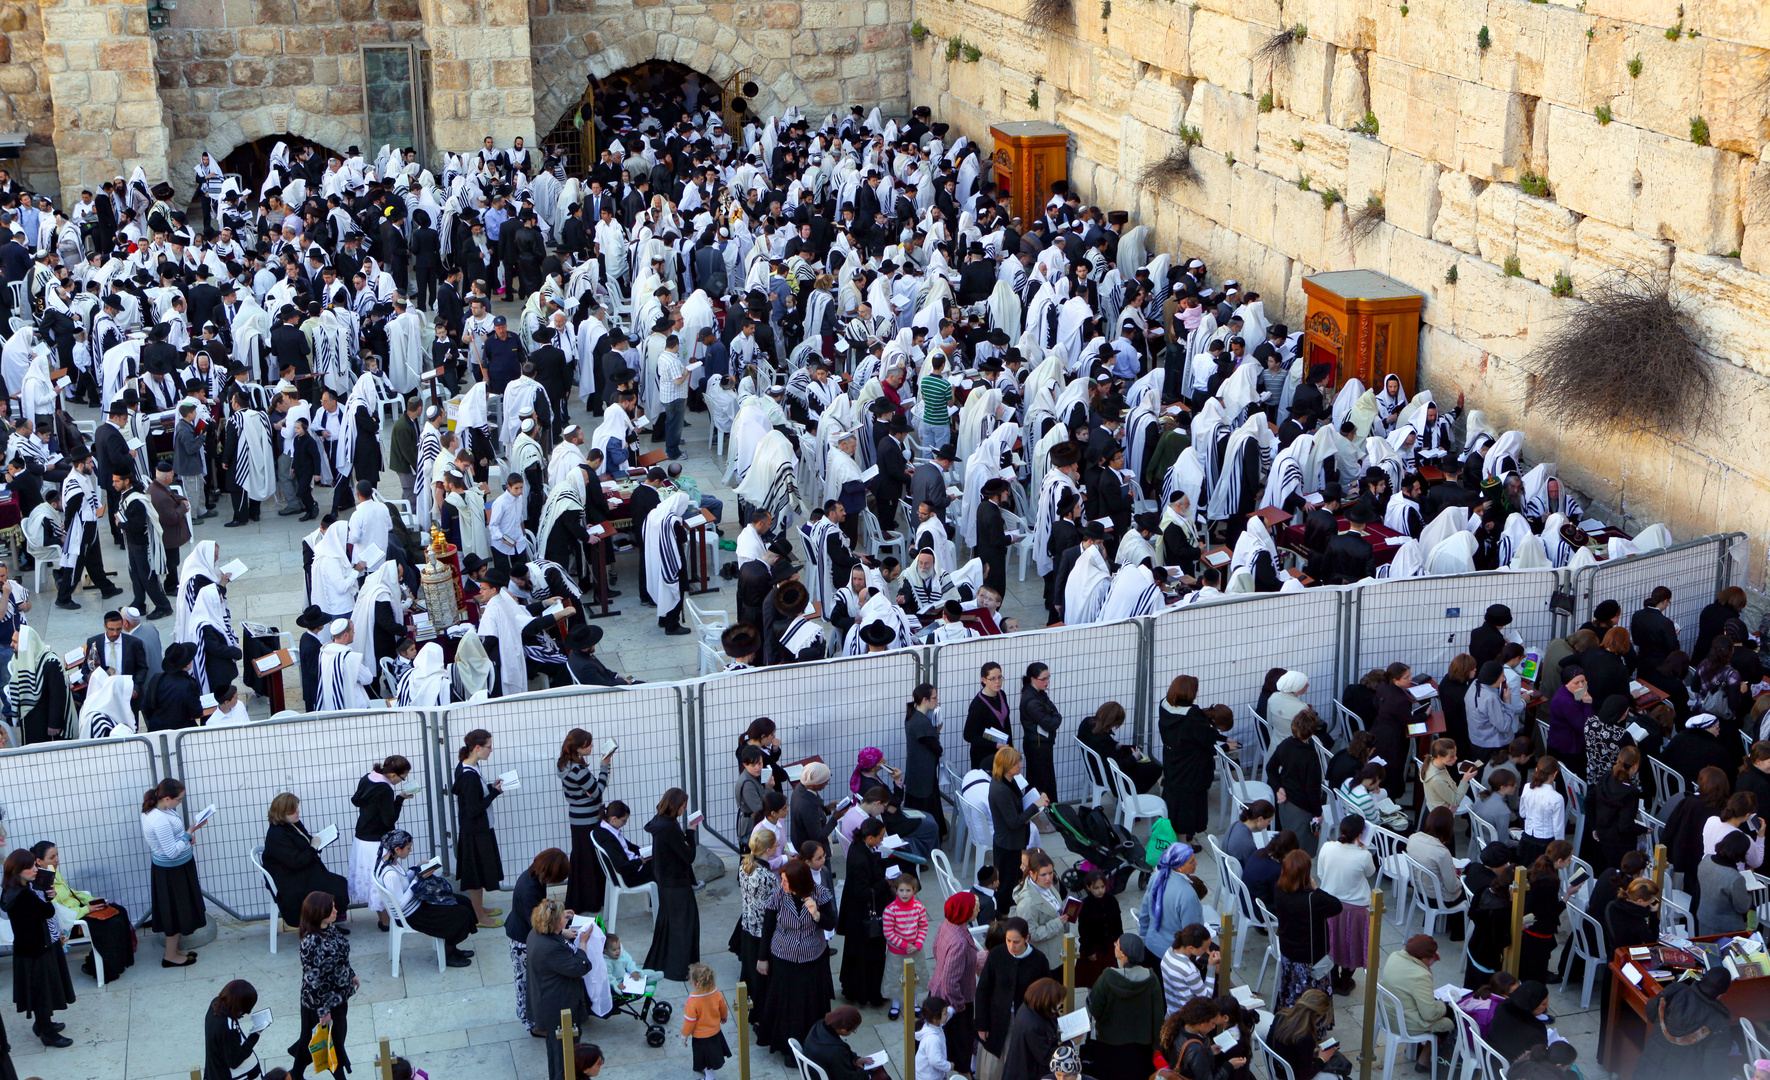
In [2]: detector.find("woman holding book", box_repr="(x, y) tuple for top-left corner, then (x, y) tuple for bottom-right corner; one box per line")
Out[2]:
(1, 848), (75, 1047)
(29, 839), (136, 984)
(374, 829), (479, 966)
(349, 755), (416, 930)
(140, 777), (208, 967)
(452, 728), (505, 927)
(203, 980), (262, 1080)
(262, 792), (351, 933)
(643, 788), (702, 982)
(288, 891), (357, 1080)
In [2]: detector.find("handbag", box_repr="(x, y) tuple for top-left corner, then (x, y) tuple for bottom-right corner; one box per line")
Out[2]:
(307, 1020), (339, 1074)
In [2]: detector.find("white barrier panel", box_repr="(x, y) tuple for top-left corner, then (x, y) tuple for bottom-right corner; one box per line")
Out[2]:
(1150, 590), (1346, 753)
(1354, 570), (1565, 681)
(1575, 535), (1740, 654)
(0, 736), (161, 921)
(173, 709), (435, 920)
(443, 686), (686, 877)
(696, 651), (924, 843)
(933, 622), (1142, 806)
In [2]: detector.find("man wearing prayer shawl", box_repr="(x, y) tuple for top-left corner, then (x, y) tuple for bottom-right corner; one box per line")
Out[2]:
(1059, 522), (1113, 624)
(113, 465), (172, 619)
(317, 617), (375, 710)
(644, 491), (695, 636)
(803, 501), (858, 618)
(475, 569), (533, 696)
(443, 471), (491, 562)
(767, 579), (825, 665)
(1099, 563), (1163, 622)
(222, 386), (276, 526)
(57, 449), (120, 608)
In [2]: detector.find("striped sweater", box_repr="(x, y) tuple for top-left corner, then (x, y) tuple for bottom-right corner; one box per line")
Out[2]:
(884, 896), (929, 955)
(558, 761), (612, 823)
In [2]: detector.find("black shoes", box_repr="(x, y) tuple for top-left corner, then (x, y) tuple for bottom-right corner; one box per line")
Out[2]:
(145, 607), (172, 621)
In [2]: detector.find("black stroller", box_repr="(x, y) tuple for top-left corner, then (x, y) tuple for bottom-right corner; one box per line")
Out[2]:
(1046, 802), (1155, 896)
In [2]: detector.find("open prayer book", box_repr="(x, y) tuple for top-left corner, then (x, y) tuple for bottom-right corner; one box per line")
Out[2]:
(200, 693), (217, 710)
(569, 914), (594, 932)
(859, 1052), (889, 1070)
(254, 653), (283, 674)
(1056, 1011), (1091, 1042)
(237, 1008), (274, 1036)
(1384, 535), (1410, 547)
(1213, 1030), (1240, 1052)
(621, 973), (647, 995)
(219, 558), (249, 580)
(192, 804), (219, 827)
(879, 833), (908, 851)
(1406, 683), (1437, 701)
(419, 855), (443, 874)
(400, 779), (423, 797)
(497, 770), (521, 791)
(860, 464), (880, 482)
(310, 824), (339, 851)
(356, 543), (386, 570)
(784, 764), (805, 782)
(1432, 983), (1465, 1004)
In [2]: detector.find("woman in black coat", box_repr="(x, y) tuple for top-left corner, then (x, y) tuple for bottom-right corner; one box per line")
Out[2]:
(837, 817), (893, 1006)
(801, 1007), (872, 1080)
(507, 848), (570, 1036)
(0, 850), (73, 1046)
(451, 728), (505, 925)
(1484, 981), (1552, 1064)
(974, 917), (1053, 1065)
(261, 792), (351, 930)
(642, 788), (700, 981)
(964, 662), (1013, 770)
(1018, 663), (1061, 800)
(1078, 701), (1161, 793)
(1369, 663), (1415, 800)
(1159, 676), (1226, 839)
(202, 980), (261, 1080)
(998, 977), (1064, 1080)
(1438, 654), (1478, 761)
(525, 899), (594, 1080)
(1590, 747), (1645, 872)
(988, 749), (1049, 901)
(1266, 712), (1326, 856)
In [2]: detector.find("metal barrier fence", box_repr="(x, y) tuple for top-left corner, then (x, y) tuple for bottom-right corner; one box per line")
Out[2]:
(1573, 533), (1748, 654)
(0, 735), (161, 920)
(0, 533), (1745, 926)
(170, 708), (436, 920)
(694, 650), (925, 846)
(1351, 569), (1565, 682)
(438, 685), (690, 879)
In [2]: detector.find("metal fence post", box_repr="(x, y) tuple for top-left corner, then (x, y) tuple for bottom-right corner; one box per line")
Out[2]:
(1133, 616), (1153, 751)
(428, 707), (456, 875)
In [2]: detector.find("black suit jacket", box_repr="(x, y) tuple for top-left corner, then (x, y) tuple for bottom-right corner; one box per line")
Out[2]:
(93, 423), (131, 484)
(185, 282), (222, 331)
(873, 435), (911, 508)
(1320, 531), (1376, 585)
(1628, 606), (1680, 673)
(411, 226), (441, 269)
(436, 280), (463, 334)
(85, 632), (149, 683)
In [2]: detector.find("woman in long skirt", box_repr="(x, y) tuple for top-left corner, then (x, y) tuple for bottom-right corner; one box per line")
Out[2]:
(350, 755), (414, 928)
(140, 778), (208, 966)
(728, 831), (778, 1027)
(556, 728), (610, 912)
(643, 789), (702, 981)
(452, 729), (505, 927)
(754, 862), (837, 1059)
(30, 840), (135, 984)
(837, 820), (892, 1006)
(1314, 817), (1375, 996)
(1, 850), (74, 1047)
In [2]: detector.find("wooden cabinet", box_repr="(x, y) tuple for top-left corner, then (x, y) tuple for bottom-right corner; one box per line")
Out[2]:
(989, 121), (1069, 230)
(1300, 270), (1425, 392)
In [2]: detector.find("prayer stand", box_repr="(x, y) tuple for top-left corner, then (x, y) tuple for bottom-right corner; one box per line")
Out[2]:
(1300, 271), (1424, 390)
(559, 1007), (579, 1080)
(374, 1038), (397, 1080)
(1503, 866), (1528, 976)
(988, 122), (1071, 229)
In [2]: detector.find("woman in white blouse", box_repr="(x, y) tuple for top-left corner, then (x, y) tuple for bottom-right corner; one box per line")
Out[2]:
(1515, 757), (1567, 868)
(372, 829), (480, 966)
(140, 778), (209, 966)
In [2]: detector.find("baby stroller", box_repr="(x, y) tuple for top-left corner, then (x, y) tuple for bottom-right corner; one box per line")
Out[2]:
(598, 976), (673, 1047)
(1047, 802), (1154, 896)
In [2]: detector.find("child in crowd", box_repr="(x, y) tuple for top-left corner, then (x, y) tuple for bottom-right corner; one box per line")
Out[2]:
(882, 872), (929, 1020)
(914, 994), (952, 1080)
(1471, 769), (1518, 848)
(971, 865), (999, 926)
(1074, 868), (1122, 988)
(680, 962), (730, 1079)
(604, 932), (661, 990)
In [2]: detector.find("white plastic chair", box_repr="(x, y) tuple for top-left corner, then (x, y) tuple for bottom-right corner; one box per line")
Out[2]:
(54, 908), (103, 985)
(1377, 982), (1440, 1080)
(248, 844), (287, 954)
(941, 763), (969, 856)
(1222, 870), (1269, 970)
(1661, 892), (1696, 937)
(1244, 706), (1274, 779)
(958, 784), (994, 879)
(1001, 507), (1036, 581)
(1740, 1018), (1769, 1069)
(1253, 1026), (1297, 1080)
(1072, 736), (1110, 810)
(1466, 810), (1499, 854)
(1251, 898), (1286, 1000)
(695, 640), (723, 677)
(1558, 904), (1606, 1009)
(1636, 805), (1666, 852)
(929, 848), (962, 902)
(861, 508), (905, 563)
(1215, 745), (1274, 833)
(25, 524), (62, 594)
(1367, 826), (1413, 925)
(1558, 764), (1588, 849)
(1333, 701), (1367, 739)
(1108, 758), (1167, 836)
(1403, 853), (1469, 937)
(788, 1037), (830, 1080)
(1647, 756), (1685, 817)
(684, 595), (728, 647)
(593, 836), (658, 930)
(370, 869), (448, 976)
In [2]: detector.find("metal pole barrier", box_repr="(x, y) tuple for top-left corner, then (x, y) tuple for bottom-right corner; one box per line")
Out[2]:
(1652, 843), (1667, 893)
(1504, 866), (1527, 977)
(736, 982), (751, 1080)
(559, 1007), (579, 1080)
(1358, 889), (1384, 1080)
(192, 1070), (202, 1080)
(374, 1037), (396, 1080)
(1062, 933), (1077, 1012)
(903, 957), (916, 1077)
(1218, 909), (1235, 991)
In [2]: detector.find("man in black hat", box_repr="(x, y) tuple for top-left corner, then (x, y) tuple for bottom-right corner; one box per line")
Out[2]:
(975, 477), (1013, 595)
(737, 535), (791, 631)
(720, 623), (761, 671)
(957, 241), (995, 303)
(910, 443), (956, 524)
(294, 604), (328, 709)
(766, 579), (823, 665)
(1291, 362), (1334, 425)
(113, 464), (172, 619)
(871, 418), (913, 535)
(564, 624), (634, 686)
(93, 398), (134, 547)
(1321, 501), (1377, 585)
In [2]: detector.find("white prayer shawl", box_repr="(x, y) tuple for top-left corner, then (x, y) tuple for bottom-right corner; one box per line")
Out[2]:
(1062, 544), (1113, 625)
(317, 641), (372, 711)
(823, 441), (863, 508)
(1331, 378), (1367, 433)
(1520, 462), (1582, 521)
(1055, 296), (1093, 371)
(457, 380), (490, 430)
(1482, 431), (1523, 482)
(386, 308), (427, 394)
(314, 309), (355, 397)
(1216, 363), (1260, 425)
(187, 581), (237, 693)
(1462, 410), (1495, 463)
(1159, 447), (1206, 520)
(842, 591), (915, 655)
(734, 430), (802, 528)
(446, 486), (489, 560)
(1260, 435), (1308, 513)
(1508, 526), (1551, 570)
(1032, 466), (1079, 576)
(1185, 311), (1218, 360)
(961, 421), (1019, 547)
(500, 375), (543, 450)
(77, 668), (137, 739)
(546, 439), (589, 489)
(1380, 539), (1424, 580)
(1365, 436), (1405, 492)
(414, 420), (442, 528)
(956, 386), (1001, 462)
(1494, 512), (1531, 567)
(310, 523), (359, 615)
(1539, 513), (1575, 567)
(59, 468), (100, 565)
(1206, 415), (1271, 522)
(348, 562), (406, 670)
(575, 314), (609, 403)
(587, 407), (635, 476)
(336, 375), (380, 478)
(803, 515), (846, 614)
(119, 489), (166, 576)
(1229, 517), (1279, 584)
(1099, 564), (1162, 622)
(644, 492), (693, 618)
(1233, 300), (1270, 348)
(1384, 492), (1423, 538)
(477, 588), (531, 696)
(1189, 399), (1229, 492)
(1277, 357), (1305, 424)
(1425, 531), (1478, 575)
(398, 643), (450, 707)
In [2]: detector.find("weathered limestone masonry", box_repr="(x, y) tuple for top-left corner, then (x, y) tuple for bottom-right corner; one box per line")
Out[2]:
(0, 0), (58, 192)
(912, 0), (1770, 584)
(41, 0), (172, 198)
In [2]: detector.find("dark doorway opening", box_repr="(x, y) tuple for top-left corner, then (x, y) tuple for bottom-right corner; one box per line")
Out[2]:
(220, 134), (343, 198)
(540, 60), (724, 176)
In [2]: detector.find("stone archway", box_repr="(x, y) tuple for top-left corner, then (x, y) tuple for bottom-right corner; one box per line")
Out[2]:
(169, 106), (365, 199)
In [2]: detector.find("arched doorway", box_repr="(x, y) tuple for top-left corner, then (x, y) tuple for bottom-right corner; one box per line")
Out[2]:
(539, 60), (727, 174)
(220, 134), (343, 196)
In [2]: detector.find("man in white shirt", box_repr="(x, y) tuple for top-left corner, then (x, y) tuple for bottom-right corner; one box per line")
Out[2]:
(317, 617), (375, 710)
(487, 472), (528, 573)
(656, 333), (689, 461)
(346, 481), (392, 561)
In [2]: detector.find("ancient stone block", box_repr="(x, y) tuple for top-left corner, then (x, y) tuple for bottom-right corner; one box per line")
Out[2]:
(1633, 131), (1743, 255)
(1612, 33), (1703, 143)
(238, 27), (281, 56)
(186, 59), (231, 86)
(1383, 147), (1441, 238)
(43, 8), (108, 43)
(294, 0), (336, 21)
(155, 32), (194, 61)
(283, 27), (323, 55)
(1369, 56), (1456, 166)
(255, 0), (297, 23)
(1189, 10), (1252, 93)
(1453, 80), (1523, 179)
(1542, 103), (1637, 229)
(217, 87), (259, 109)
(1229, 161), (1280, 248)
(1431, 169), (1481, 255)
(338, 0), (373, 20)
(322, 26), (356, 53)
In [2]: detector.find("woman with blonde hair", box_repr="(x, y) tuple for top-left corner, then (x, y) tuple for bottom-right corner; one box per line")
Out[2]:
(261, 791), (350, 932)
(989, 747), (1048, 900)
(730, 829), (777, 1027)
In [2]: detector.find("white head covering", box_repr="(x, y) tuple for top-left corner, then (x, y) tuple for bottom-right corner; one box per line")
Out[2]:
(78, 668), (137, 739)
(399, 642), (450, 707)
(451, 629), (494, 699)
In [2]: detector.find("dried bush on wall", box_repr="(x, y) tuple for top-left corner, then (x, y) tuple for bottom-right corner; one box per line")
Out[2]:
(1139, 147), (1197, 189)
(1024, 0), (1074, 33)
(1523, 267), (1714, 436)
(1348, 195), (1386, 244)
(1253, 28), (1297, 68)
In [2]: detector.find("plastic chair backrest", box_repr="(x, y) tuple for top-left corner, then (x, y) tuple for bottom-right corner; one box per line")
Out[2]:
(1648, 757), (1685, 812)
(1216, 745), (1245, 787)
(1107, 757), (1140, 806)
(1467, 810), (1498, 852)
(1253, 1027), (1296, 1080)
(1073, 736), (1110, 798)
(1375, 982), (1408, 1036)
(250, 844), (276, 896)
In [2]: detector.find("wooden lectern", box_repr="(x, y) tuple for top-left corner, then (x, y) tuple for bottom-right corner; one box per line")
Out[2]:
(1299, 270), (1424, 390)
(990, 121), (1070, 229)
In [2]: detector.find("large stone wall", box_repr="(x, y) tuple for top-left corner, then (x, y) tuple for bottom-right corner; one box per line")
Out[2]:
(42, 0), (171, 196)
(911, 0), (1770, 585)
(0, 0), (59, 193)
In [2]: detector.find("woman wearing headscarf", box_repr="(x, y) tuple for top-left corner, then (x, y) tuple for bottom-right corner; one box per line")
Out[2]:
(6, 626), (74, 743)
(373, 829), (479, 966)
(1139, 841), (1204, 941)
(1484, 979), (1554, 1063)
(929, 892), (980, 1075)
(1018, 663), (1061, 807)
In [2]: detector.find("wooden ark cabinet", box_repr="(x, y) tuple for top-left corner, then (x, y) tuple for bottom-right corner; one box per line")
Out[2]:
(1300, 270), (1425, 391)
(990, 121), (1070, 229)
